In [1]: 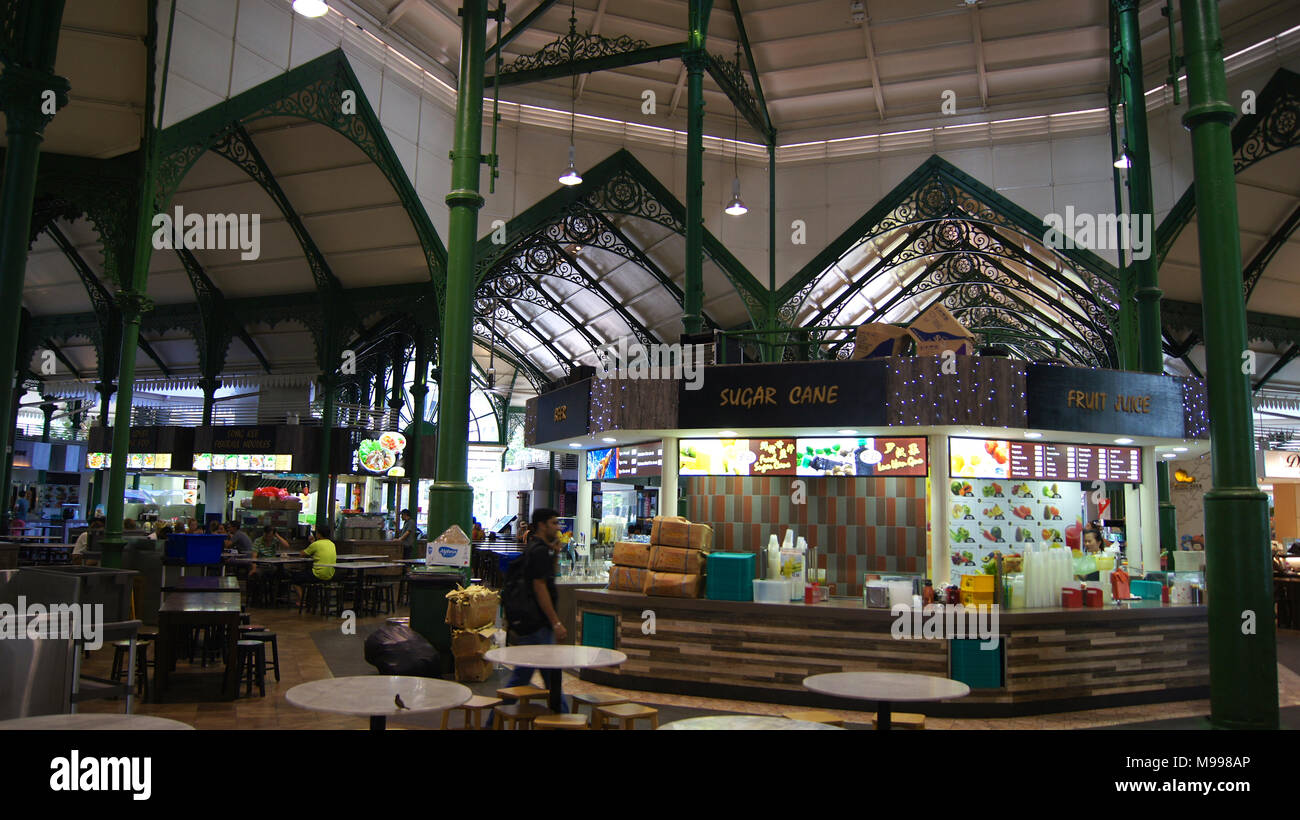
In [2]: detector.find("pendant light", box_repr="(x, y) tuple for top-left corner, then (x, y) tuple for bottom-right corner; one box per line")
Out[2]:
(292, 0), (329, 18)
(558, 2), (582, 186)
(1113, 142), (1132, 169)
(724, 43), (747, 216)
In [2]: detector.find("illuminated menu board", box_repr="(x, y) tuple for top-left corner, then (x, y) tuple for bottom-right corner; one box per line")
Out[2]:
(679, 437), (927, 477)
(87, 452), (173, 470)
(615, 442), (663, 478)
(950, 438), (1142, 483)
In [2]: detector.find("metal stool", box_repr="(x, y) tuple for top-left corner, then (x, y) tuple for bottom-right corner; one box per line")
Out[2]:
(109, 640), (151, 700)
(595, 703), (659, 730)
(873, 712), (925, 730)
(242, 631), (280, 682)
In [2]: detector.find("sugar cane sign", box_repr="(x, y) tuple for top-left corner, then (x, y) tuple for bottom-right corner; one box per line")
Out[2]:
(678, 360), (887, 428)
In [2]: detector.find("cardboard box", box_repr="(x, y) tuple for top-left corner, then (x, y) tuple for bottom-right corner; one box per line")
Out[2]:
(445, 588), (499, 630)
(646, 571), (704, 598)
(907, 303), (975, 357)
(607, 566), (649, 593)
(454, 656), (495, 682)
(650, 516), (713, 550)
(851, 323), (914, 360)
(612, 541), (652, 568)
(450, 625), (497, 659)
(427, 524), (471, 568)
(251, 495), (274, 509)
(649, 545), (708, 574)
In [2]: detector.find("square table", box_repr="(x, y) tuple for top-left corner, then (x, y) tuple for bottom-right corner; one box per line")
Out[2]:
(314, 562), (404, 615)
(155, 592), (242, 702)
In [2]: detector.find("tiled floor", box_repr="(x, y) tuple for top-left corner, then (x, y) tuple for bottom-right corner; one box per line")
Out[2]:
(77, 604), (1300, 730)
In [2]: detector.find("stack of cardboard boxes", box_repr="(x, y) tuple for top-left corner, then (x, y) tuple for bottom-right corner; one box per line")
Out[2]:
(445, 585), (500, 682)
(607, 515), (713, 598)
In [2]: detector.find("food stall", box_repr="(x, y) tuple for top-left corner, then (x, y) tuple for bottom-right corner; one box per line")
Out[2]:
(86, 426), (197, 525)
(524, 354), (1213, 715)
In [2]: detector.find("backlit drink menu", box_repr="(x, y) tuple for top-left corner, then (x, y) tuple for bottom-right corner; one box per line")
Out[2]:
(1006, 441), (1142, 482)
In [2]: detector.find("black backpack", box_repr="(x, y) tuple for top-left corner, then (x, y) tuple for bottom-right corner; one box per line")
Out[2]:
(502, 547), (545, 635)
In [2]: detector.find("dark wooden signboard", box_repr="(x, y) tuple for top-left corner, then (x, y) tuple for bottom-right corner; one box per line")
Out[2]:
(677, 360), (888, 429)
(534, 379), (592, 442)
(1026, 365), (1185, 438)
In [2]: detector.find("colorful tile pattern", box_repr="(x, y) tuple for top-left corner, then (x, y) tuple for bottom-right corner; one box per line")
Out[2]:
(684, 476), (928, 597)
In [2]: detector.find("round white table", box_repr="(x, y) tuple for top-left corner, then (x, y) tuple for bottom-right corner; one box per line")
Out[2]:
(286, 675), (471, 731)
(659, 715), (845, 731)
(802, 672), (970, 731)
(0, 714), (194, 730)
(484, 645), (627, 713)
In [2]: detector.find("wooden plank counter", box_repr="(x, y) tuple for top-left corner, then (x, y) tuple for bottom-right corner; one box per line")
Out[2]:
(575, 590), (1209, 717)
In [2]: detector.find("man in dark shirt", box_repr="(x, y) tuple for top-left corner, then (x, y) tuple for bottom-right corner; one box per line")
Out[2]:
(501, 507), (569, 711)
(224, 520), (254, 556)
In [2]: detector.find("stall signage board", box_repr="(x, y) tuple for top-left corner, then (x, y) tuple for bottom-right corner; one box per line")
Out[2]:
(615, 441), (663, 478)
(950, 438), (1142, 483)
(208, 425), (277, 453)
(1264, 451), (1300, 479)
(1026, 365), (1184, 438)
(679, 436), (927, 477)
(677, 360), (887, 429)
(536, 379), (591, 442)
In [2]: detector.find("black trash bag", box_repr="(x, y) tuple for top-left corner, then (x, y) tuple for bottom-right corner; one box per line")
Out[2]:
(363, 623), (441, 676)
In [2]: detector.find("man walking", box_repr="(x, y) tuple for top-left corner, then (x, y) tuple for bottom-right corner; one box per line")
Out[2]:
(501, 507), (569, 712)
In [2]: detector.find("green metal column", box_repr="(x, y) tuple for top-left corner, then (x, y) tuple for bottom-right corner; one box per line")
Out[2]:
(1179, 0), (1277, 730)
(0, 0), (70, 530)
(681, 0), (713, 335)
(196, 376), (218, 521)
(428, 0), (488, 540)
(406, 335), (428, 524)
(316, 373), (337, 526)
(88, 381), (114, 516)
(37, 397), (54, 487)
(1114, 0), (1179, 554)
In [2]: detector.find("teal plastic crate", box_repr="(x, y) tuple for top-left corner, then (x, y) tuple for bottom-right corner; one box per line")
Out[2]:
(950, 638), (1004, 689)
(705, 552), (754, 602)
(1130, 579), (1162, 600)
(582, 612), (617, 649)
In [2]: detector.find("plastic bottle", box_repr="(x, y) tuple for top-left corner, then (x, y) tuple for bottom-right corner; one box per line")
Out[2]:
(786, 536), (807, 600)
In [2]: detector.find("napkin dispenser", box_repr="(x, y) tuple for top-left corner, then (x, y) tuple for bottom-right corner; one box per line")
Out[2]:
(864, 581), (889, 608)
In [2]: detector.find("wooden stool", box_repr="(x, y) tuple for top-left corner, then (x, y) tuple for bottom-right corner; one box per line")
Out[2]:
(534, 714), (590, 730)
(496, 685), (548, 705)
(873, 712), (925, 730)
(572, 692), (629, 729)
(235, 640), (267, 697)
(595, 703), (659, 730)
(784, 709), (845, 727)
(493, 703), (551, 730)
(441, 695), (502, 729)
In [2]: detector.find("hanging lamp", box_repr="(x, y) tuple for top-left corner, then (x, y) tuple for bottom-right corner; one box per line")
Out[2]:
(724, 43), (747, 216)
(558, 3), (583, 186)
(292, 0), (329, 18)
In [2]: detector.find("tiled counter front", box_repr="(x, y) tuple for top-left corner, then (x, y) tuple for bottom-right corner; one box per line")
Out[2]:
(576, 591), (1209, 717)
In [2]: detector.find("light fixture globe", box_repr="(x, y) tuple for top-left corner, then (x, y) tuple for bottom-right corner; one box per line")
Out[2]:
(292, 0), (329, 18)
(558, 144), (582, 186)
(725, 176), (747, 216)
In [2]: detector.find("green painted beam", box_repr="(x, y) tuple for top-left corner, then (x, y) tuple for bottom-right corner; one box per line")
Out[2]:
(705, 54), (768, 143)
(40, 338), (80, 379)
(175, 246), (274, 374)
(487, 42), (686, 87)
(1243, 199), (1300, 301)
(485, 0), (563, 60)
(1252, 343), (1300, 392)
(730, 0), (773, 142)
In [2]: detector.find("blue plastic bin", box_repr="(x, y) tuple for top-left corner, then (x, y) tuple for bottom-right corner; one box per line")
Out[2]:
(1129, 579), (1162, 600)
(705, 552), (755, 602)
(164, 533), (225, 564)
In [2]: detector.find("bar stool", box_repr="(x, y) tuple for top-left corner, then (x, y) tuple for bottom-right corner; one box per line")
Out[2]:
(595, 703), (659, 730)
(495, 685), (548, 705)
(492, 703), (551, 730)
(365, 581), (397, 615)
(109, 640), (151, 700)
(441, 695), (502, 729)
(783, 709), (845, 727)
(571, 692), (629, 729)
(533, 714), (590, 730)
(241, 631), (280, 682)
(234, 640), (267, 697)
(873, 712), (925, 730)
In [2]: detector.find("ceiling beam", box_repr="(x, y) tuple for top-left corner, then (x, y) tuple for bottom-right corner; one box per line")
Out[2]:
(487, 43), (686, 87)
(485, 0), (564, 61)
(175, 247), (274, 375)
(41, 338), (81, 380)
(554, 242), (657, 344)
(1243, 199), (1300, 302)
(668, 63), (688, 115)
(1253, 344), (1300, 392)
(859, 6), (887, 121)
(575, 0), (610, 100)
(136, 336), (172, 377)
(971, 5), (989, 109)
(384, 0), (420, 26)
(730, 0), (774, 142)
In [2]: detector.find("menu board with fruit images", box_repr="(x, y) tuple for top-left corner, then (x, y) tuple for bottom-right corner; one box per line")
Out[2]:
(947, 476), (1083, 584)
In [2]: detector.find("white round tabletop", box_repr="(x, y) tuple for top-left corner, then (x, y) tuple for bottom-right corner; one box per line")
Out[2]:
(285, 676), (471, 717)
(0, 714), (195, 731)
(659, 715), (845, 731)
(484, 645), (627, 670)
(802, 672), (971, 702)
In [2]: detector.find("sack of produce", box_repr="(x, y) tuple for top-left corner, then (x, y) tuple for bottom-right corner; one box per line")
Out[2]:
(850, 322), (914, 360)
(445, 584), (500, 629)
(607, 566), (650, 593)
(646, 571), (704, 598)
(612, 541), (652, 568)
(450, 624), (497, 659)
(649, 545), (708, 574)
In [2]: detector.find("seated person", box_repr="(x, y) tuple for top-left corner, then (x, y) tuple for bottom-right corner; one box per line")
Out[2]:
(205, 519), (222, 535)
(224, 520), (254, 556)
(253, 525), (287, 558)
(472, 518), (485, 542)
(73, 519), (105, 555)
(290, 526), (337, 604)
